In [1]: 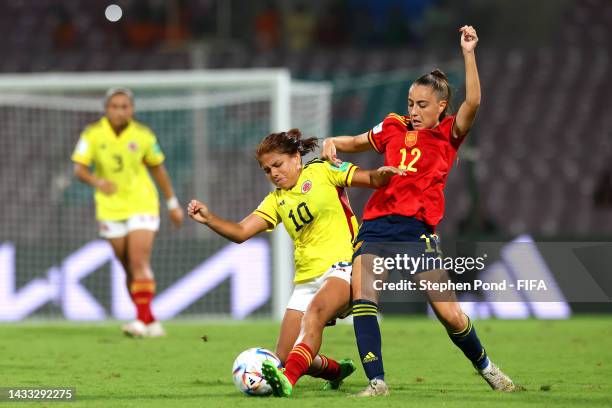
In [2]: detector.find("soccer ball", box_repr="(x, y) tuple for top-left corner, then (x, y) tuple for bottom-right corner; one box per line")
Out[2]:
(232, 347), (282, 396)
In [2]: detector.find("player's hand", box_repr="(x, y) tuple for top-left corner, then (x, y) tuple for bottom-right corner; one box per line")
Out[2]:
(321, 138), (343, 167)
(372, 166), (406, 187)
(168, 207), (184, 228)
(459, 25), (478, 52)
(96, 179), (117, 195)
(377, 166), (407, 177)
(187, 199), (212, 225)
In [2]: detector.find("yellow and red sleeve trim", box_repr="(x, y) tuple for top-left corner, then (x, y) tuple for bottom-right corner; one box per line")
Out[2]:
(345, 164), (358, 187)
(367, 130), (382, 154)
(387, 112), (408, 125)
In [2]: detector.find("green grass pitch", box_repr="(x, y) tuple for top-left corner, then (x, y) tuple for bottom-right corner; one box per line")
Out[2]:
(1, 316), (611, 407)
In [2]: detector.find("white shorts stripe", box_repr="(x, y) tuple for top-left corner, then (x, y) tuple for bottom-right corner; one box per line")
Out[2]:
(98, 214), (160, 239)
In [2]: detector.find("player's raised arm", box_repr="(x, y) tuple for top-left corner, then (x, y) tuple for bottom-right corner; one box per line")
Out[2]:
(321, 132), (372, 165)
(351, 166), (406, 188)
(188, 199), (269, 244)
(453, 25), (481, 139)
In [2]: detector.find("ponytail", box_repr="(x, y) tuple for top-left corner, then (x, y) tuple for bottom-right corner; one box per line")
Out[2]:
(255, 128), (318, 159)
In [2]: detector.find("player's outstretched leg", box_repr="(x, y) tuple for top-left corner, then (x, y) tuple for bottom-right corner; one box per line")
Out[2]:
(269, 274), (351, 396)
(426, 270), (515, 392)
(322, 358), (356, 391)
(352, 299), (389, 397)
(262, 360), (293, 397)
(442, 308), (515, 391)
(123, 230), (166, 338)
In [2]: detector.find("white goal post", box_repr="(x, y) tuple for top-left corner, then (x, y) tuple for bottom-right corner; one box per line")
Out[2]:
(0, 69), (332, 321)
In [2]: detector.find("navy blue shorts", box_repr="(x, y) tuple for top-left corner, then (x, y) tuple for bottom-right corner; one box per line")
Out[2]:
(353, 215), (442, 274)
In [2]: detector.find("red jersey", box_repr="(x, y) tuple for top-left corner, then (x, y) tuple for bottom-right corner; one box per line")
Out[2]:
(363, 112), (466, 226)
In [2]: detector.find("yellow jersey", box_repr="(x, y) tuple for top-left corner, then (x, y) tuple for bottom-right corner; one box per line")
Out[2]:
(71, 117), (165, 220)
(254, 159), (359, 283)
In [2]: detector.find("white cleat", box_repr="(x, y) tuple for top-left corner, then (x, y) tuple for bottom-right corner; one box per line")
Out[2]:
(479, 362), (516, 392)
(145, 321), (166, 337)
(122, 320), (147, 338)
(353, 379), (390, 397)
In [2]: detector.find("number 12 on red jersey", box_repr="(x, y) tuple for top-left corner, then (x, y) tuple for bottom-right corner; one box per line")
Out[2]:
(399, 147), (421, 172)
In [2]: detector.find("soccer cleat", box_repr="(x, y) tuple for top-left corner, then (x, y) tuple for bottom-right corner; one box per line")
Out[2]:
(323, 359), (356, 391)
(121, 320), (147, 337)
(353, 378), (390, 397)
(261, 360), (293, 397)
(145, 321), (166, 337)
(479, 362), (516, 392)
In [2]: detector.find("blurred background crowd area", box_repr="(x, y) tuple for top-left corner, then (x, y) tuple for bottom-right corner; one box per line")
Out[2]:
(2, 0), (612, 241)
(2, 0), (605, 71)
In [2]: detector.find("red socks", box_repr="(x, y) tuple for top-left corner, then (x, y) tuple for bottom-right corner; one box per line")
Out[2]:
(308, 354), (341, 381)
(283, 343), (314, 385)
(129, 279), (156, 324)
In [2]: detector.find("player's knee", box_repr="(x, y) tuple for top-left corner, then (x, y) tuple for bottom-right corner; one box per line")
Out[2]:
(355, 287), (378, 304)
(443, 309), (467, 332)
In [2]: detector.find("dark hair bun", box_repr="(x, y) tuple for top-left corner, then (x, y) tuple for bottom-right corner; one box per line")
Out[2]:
(287, 128), (302, 139)
(430, 69), (448, 81)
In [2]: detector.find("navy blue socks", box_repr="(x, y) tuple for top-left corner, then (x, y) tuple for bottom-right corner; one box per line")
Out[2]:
(448, 315), (490, 370)
(353, 299), (385, 380)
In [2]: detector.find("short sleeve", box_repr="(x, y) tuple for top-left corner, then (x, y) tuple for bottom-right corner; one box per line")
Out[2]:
(143, 131), (165, 166)
(253, 192), (281, 228)
(439, 115), (464, 150)
(71, 132), (94, 166)
(325, 161), (359, 187)
(368, 113), (407, 154)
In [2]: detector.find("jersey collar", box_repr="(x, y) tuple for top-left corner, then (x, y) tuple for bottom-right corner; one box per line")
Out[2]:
(101, 116), (133, 138)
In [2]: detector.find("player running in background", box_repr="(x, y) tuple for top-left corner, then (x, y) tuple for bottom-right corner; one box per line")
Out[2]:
(322, 26), (515, 395)
(72, 88), (184, 337)
(188, 129), (405, 397)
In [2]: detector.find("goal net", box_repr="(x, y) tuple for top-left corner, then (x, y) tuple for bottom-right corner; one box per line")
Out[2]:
(0, 70), (331, 321)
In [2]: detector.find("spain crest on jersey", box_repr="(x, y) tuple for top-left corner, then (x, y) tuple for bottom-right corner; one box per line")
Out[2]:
(405, 131), (418, 147)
